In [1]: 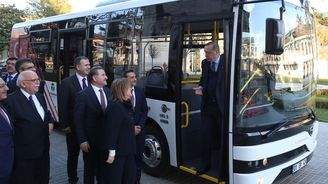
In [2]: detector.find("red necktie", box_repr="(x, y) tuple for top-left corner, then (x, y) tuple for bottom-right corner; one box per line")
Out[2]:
(0, 107), (11, 128)
(82, 78), (87, 89)
(99, 89), (106, 112)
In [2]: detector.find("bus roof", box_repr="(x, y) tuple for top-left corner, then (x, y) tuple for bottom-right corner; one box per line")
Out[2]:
(13, 0), (305, 29)
(13, 0), (179, 28)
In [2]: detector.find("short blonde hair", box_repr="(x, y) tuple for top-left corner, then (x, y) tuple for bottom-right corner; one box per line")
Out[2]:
(110, 78), (130, 102)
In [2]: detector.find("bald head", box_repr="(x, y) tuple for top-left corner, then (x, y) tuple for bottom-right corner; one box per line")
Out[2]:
(17, 71), (40, 95)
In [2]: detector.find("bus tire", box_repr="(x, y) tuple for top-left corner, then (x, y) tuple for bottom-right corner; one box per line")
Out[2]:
(142, 125), (170, 176)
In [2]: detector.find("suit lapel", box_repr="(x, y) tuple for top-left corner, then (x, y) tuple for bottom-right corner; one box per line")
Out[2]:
(72, 75), (82, 91)
(18, 91), (43, 121)
(87, 86), (103, 112)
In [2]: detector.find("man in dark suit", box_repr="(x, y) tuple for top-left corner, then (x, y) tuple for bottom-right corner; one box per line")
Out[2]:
(6, 58), (45, 94)
(194, 42), (226, 175)
(2, 57), (18, 83)
(0, 78), (13, 184)
(74, 66), (109, 184)
(4, 70), (54, 184)
(58, 56), (90, 184)
(124, 70), (148, 184)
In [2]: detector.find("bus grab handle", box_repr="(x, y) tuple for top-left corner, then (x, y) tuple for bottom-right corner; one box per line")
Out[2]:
(181, 101), (189, 128)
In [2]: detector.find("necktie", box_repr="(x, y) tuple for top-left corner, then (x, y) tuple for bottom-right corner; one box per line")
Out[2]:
(99, 89), (106, 112)
(29, 96), (38, 113)
(211, 62), (216, 72)
(0, 107), (11, 128)
(8, 75), (13, 82)
(130, 89), (135, 108)
(82, 77), (87, 89)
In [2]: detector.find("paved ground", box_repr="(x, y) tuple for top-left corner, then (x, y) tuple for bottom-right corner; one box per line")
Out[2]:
(49, 122), (328, 184)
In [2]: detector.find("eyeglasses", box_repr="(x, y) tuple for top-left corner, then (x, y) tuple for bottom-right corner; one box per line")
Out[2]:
(22, 66), (36, 71)
(0, 83), (7, 88)
(23, 78), (40, 82)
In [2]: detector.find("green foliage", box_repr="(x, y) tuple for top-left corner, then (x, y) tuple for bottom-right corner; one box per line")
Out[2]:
(314, 108), (328, 122)
(318, 78), (328, 85)
(27, 0), (72, 18)
(0, 4), (25, 51)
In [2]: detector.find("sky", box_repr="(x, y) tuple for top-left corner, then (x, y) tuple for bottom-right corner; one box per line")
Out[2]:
(1, 0), (102, 12)
(1, 0), (328, 12)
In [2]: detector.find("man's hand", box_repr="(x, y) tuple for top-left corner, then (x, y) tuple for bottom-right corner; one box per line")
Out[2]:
(80, 142), (90, 152)
(48, 123), (54, 134)
(62, 126), (71, 134)
(106, 155), (115, 164)
(134, 125), (141, 135)
(193, 86), (203, 95)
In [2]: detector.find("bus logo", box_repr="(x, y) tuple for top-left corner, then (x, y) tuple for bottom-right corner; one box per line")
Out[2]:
(161, 104), (168, 113)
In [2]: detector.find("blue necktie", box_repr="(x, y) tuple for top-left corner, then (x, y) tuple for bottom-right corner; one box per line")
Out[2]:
(211, 62), (216, 72)
(8, 75), (13, 82)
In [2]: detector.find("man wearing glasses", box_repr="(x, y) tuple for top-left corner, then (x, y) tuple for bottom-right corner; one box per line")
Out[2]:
(6, 58), (44, 94)
(4, 70), (54, 184)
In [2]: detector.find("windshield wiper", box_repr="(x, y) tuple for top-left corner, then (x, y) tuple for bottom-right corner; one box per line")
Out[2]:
(262, 118), (294, 139)
(262, 108), (315, 139)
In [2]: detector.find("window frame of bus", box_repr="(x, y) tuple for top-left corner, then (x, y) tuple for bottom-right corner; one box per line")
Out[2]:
(30, 29), (52, 44)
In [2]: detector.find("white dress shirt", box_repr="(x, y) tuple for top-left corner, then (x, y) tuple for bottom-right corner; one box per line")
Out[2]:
(20, 89), (45, 121)
(75, 73), (88, 89)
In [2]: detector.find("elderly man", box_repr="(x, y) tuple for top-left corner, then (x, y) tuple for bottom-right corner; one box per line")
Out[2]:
(0, 78), (13, 184)
(4, 70), (54, 184)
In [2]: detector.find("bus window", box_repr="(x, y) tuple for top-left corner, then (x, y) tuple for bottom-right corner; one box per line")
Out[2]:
(133, 7), (171, 88)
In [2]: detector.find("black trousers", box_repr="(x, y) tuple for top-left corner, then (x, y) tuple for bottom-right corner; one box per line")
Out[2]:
(66, 132), (80, 183)
(82, 146), (104, 184)
(11, 151), (49, 184)
(200, 104), (221, 168)
(135, 132), (145, 182)
(103, 155), (136, 184)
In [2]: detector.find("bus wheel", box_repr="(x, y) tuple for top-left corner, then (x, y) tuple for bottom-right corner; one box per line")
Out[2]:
(142, 125), (170, 176)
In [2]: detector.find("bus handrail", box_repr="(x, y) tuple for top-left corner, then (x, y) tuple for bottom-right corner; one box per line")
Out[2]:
(181, 80), (199, 84)
(181, 101), (189, 128)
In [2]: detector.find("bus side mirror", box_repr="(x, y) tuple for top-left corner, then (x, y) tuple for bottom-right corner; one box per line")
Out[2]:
(265, 18), (285, 55)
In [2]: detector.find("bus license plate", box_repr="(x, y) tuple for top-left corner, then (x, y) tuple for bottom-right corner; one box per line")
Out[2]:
(292, 158), (307, 174)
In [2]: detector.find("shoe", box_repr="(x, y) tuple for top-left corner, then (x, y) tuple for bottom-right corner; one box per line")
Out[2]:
(196, 164), (210, 175)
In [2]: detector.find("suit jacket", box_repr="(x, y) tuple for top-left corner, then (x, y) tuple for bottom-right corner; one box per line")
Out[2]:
(58, 75), (83, 129)
(7, 77), (45, 95)
(133, 86), (148, 129)
(199, 55), (226, 113)
(74, 86), (110, 147)
(4, 90), (54, 159)
(102, 101), (136, 156)
(0, 104), (14, 178)
(2, 73), (18, 83)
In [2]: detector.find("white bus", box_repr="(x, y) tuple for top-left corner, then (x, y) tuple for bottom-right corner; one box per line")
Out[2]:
(9, 0), (318, 183)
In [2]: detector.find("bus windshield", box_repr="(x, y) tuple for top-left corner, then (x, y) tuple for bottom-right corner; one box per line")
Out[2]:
(236, 1), (316, 129)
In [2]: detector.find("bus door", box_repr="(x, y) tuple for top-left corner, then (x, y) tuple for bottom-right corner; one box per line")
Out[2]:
(178, 20), (228, 183)
(57, 28), (86, 81)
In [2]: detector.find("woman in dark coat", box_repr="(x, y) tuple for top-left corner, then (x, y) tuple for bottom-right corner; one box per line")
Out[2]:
(102, 78), (136, 184)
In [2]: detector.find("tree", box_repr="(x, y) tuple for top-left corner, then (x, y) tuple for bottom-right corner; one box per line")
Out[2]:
(27, 0), (72, 18)
(0, 4), (25, 51)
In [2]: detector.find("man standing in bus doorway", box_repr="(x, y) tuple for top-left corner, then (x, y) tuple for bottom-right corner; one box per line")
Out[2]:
(124, 70), (148, 184)
(2, 57), (18, 83)
(74, 66), (109, 184)
(4, 70), (54, 184)
(58, 56), (90, 184)
(194, 42), (226, 176)
(0, 78), (13, 184)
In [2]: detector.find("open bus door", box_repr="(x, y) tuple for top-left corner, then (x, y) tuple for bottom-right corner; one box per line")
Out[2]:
(178, 19), (230, 184)
(57, 28), (86, 82)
